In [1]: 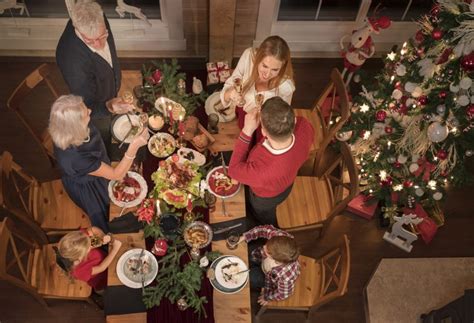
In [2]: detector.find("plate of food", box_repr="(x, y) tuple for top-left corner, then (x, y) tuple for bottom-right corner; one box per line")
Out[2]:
(154, 97), (186, 121)
(177, 147), (206, 166)
(206, 166), (241, 199)
(116, 248), (158, 289)
(183, 221), (213, 249)
(208, 255), (249, 294)
(111, 114), (143, 143)
(148, 132), (176, 158)
(108, 171), (148, 208)
(151, 159), (202, 208)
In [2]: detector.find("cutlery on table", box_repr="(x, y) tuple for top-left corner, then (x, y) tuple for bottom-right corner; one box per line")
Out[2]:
(230, 268), (250, 277)
(118, 125), (134, 149)
(214, 222), (242, 234)
(134, 248), (146, 273)
(220, 152), (229, 216)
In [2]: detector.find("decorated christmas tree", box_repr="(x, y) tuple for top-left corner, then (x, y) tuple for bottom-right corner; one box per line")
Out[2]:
(343, 0), (474, 235)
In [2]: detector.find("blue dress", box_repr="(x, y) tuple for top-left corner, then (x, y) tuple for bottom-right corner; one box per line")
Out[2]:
(54, 125), (111, 232)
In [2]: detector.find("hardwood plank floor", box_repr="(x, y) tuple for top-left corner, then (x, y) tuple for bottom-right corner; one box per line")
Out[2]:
(0, 57), (473, 323)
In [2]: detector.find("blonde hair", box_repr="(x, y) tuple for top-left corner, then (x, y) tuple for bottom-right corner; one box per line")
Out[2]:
(242, 35), (294, 95)
(71, 1), (105, 38)
(49, 94), (90, 150)
(58, 230), (91, 271)
(266, 235), (299, 264)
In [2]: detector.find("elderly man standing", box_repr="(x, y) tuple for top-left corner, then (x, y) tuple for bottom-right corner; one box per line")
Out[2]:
(56, 1), (130, 149)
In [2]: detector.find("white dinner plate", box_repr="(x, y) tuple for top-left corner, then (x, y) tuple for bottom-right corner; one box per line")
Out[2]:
(206, 166), (241, 199)
(116, 248), (158, 289)
(108, 171), (148, 208)
(176, 147), (206, 166)
(209, 255), (248, 294)
(204, 92), (236, 122)
(111, 114), (143, 143)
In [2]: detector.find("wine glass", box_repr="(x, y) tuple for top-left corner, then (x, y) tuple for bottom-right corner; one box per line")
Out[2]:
(121, 91), (136, 113)
(255, 93), (264, 110)
(233, 77), (246, 107)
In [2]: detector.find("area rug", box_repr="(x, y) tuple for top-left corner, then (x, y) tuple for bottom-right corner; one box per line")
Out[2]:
(365, 257), (474, 323)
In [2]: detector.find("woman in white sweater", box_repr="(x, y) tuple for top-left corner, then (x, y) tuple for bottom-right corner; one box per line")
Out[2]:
(220, 36), (295, 129)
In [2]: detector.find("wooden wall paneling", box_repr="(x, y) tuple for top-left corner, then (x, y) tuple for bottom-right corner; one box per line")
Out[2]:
(233, 0), (260, 57)
(209, 0), (237, 63)
(182, 0), (208, 57)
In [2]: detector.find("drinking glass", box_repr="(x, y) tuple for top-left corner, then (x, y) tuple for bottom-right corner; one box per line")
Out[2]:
(207, 113), (219, 134)
(226, 231), (240, 250)
(121, 91), (134, 104)
(233, 77), (246, 107)
(255, 93), (264, 110)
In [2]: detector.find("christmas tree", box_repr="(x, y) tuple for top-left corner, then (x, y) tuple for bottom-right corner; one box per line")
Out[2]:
(343, 0), (474, 229)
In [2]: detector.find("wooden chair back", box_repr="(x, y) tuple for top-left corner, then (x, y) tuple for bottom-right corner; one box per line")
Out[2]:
(312, 68), (351, 178)
(312, 234), (351, 310)
(6, 63), (63, 165)
(0, 218), (91, 306)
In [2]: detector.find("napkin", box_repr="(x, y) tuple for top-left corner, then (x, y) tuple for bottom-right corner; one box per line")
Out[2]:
(103, 285), (146, 315)
(210, 217), (248, 241)
(109, 212), (144, 234)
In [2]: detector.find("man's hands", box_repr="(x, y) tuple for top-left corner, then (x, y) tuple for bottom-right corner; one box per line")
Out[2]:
(242, 108), (260, 137)
(107, 97), (134, 114)
(258, 288), (268, 306)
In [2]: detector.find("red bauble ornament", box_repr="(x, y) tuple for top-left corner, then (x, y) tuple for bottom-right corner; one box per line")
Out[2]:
(403, 180), (413, 188)
(418, 96), (428, 105)
(150, 69), (162, 84)
(375, 110), (387, 122)
(385, 126), (393, 134)
(436, 149), (448, 160)
(466, 104), (474, 118)
(394, 81), (403, 90)
(359, 130), (367, 138)
(381, 176), (393, 186)
(152, 239), (168, 256)
(436, 48), (453, 65)
(430, 5), (440, 16)
(415, 30), (425, 42)
(394, 161), (402, 168)
(438, 91), (447, 100)
(461, 52), (474, 72)
(432, 29), (443, 40)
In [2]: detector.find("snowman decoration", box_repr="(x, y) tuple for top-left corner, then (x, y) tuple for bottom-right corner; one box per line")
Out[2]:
(340, 16), (391, 85)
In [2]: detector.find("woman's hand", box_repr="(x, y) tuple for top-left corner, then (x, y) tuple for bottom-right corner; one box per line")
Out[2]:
(130, 128), (149, 149)
(226, 88), (243, 105)
(108, 97), (134, 114)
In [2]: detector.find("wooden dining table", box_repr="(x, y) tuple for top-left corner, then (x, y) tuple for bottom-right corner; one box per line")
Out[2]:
(105, 70), (251, 323)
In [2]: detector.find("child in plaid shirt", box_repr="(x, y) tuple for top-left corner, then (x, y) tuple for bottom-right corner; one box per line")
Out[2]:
(238, 225), (300, 305)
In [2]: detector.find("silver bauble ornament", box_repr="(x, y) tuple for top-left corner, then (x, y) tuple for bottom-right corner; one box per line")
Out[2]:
(412, 87), (423, 98)
(466, 150), (474, 157)
(433, 192), (443, 200)
(409, 163), (419, 173)
(427, 122), (449, 142)
(415, 188), (425, 196)
(387, 156), (396, 163)
(449, 83), (460, 93)
(460, 77), (473, 90)
(436, 105), (446, 114)
(392, 89), (403, 100)
(457, 95), (470, 106)
(397, 154), (408, 164)
(405, 82), (417, 93)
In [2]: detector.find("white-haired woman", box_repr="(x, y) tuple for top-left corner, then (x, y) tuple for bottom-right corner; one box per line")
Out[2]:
(49, 95), (149, 233)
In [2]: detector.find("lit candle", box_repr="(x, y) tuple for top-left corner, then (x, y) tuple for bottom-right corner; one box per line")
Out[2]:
(186, 194), (193, 212)
(168, 105), (173, 125)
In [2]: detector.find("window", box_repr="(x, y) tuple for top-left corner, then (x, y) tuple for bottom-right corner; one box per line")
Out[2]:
(369, 0), (432, 21)
(0, 0), (161, 19)
(278, 0), (361, 22)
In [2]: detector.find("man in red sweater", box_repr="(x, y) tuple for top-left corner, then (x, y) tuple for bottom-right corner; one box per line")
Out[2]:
(228, 96), (314, 226)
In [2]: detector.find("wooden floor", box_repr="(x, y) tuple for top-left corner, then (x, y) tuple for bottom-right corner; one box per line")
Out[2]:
(1, 57), (474, 323)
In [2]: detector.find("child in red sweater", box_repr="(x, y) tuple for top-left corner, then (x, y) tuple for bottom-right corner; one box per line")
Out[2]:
(228, 96), (314, 226)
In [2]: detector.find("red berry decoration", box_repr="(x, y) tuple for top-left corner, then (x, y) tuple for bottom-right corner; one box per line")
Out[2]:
(438, 91), (447, 100)
(436, 149), (448, 160)
(461, 52), (474, 72)
(395, 81), (403, 90)
(418, 96), (428, 105)
(403, 180), (413, 188)
(432, 29), (443, 40)
(385, 126), (393, 134)
(375, 110), (387, 122)
(467, 104), (474, 119)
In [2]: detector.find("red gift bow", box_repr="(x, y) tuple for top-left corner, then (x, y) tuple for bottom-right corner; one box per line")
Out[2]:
(207, 62), (231, 81)
(413, 157), (435, 182)
(403, 203), (437, 244)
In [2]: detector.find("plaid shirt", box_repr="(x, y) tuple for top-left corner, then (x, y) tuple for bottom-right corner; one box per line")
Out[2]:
(243, 225), (300, 301)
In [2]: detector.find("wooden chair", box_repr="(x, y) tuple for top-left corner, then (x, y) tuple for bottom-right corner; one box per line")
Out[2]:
(256, 235), (350, 322)
(0, 218), (92, 307)
(276, 142), (358, 237)
(6, 63), (64, 167)
(296, 68), (351, 176)
(0, 151), (90, 240)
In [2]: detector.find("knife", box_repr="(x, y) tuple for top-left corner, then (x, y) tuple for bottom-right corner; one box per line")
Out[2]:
(118, 124), (135, 148)
(134, 248), (146, 273)
(213, 222), (242, 234)
(220, 152), (228, 176)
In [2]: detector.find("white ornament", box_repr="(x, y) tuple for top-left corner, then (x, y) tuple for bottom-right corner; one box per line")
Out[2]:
(392, 89), (403, 100)
(393, 184), (403, 191)
(405, 82), (417, 93)
(460, 77), (472, 90)
(383, 214), (423, 252)
(466, 150), (474, 157)
(409, 163), (419, 173)
(417, 58), (436, 79)
(397, 154), (408, 164)
(449, 83), (460, 93)
(192, 77), (203, 94)
(427, 122), (449, 142)
(360, 103), (370, 113)
(336, 130), (353, 141)
(387, 156), (396, 163)
(199, 256), (209, 267)
(457, 95), (470, 106)
(412, 87), (423, 98)
(436, 105), (446, 114)
(396, 64), (407, 76)
(415, 188), (425, 196)
(353, 74), (361, 83)
(433, 192), (443, 200)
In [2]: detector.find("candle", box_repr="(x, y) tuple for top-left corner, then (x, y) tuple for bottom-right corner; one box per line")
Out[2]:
(168, 105), (173, 125)
(156, 199), (161, 216)
(186, 194), (193, 212)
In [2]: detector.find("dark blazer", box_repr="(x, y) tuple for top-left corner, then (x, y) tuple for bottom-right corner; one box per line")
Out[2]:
(56, 17), (121, 118)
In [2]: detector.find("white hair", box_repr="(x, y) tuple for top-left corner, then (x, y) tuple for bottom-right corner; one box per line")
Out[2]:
(71, 1), (105, 38)
(49, 95), (90, 150)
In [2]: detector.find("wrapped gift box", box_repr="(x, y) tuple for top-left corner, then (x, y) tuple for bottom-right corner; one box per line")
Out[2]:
(346, 193), (379, 220)
(206, 61), (232, 85)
